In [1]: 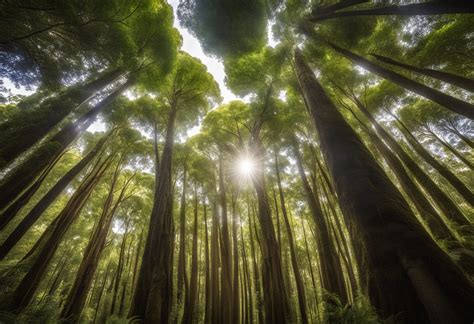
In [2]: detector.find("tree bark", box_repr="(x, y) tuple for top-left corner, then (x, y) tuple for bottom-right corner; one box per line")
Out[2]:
(177, 169), (188, 308)
(0, 79), (132, 210)
(325, 41), (474, 119)
(370, 53), (474, 92)
(274, 150), (308, 323)
(129, 105), (177, 323)
(0, 133), (109, 260)
(308, 1), (474, 23)
(294, 49), (474, 323)
(0, 67), (124, 168)
(5, 150), (113, 312)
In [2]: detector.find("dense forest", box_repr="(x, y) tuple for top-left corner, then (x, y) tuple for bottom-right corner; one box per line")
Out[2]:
(0, 0), (473, 323)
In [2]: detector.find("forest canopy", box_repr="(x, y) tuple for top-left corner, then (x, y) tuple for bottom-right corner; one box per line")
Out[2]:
(0, 0), (473, 323)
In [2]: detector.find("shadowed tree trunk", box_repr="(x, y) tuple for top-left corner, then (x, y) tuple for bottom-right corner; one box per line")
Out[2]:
(0, 149), (64, 231)
(129, 104), (177, 323)
(177, 168), (188, 308)
(110, 219), (131, 315)
(274, 150), (308, 323)
(292, 142), (348, 304)
(182, 183), (199, 324)
(4, 149), (114, 312)
(231, 193), (240, 324)
(210, 195), (221, 324)
(294, 49), (474, 323)
(202, 197), (211, 324)
(248, 199), (264, 324)
(0, 67), (124, 168)
(0, 80), (132, 210)
(308, 1), (474, 22)
(60, 162), (133, 322)
(0, 133), (110, 260)
(322, 41), (474, 119)
(370, 53), (474, 92)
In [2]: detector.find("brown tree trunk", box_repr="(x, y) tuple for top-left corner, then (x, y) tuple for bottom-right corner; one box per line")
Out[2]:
(352, 99), (470, 226)
(5, 150), (113, 312)
(294, 50), (474, 323)
(250, 133), (292, 323)
(129, 105), (177, 323)
(0, 80), (132, 210)
(308, 1), (474, 22)
(370, 53), (474, 92)
(248, 198), (264, 324)
(203, 198), (211, 324)
(0, 68), (124, 168)
(177, 169), (189, 308)
(0, 133), (110, 260)
(325, 41), (474, 119)
(231, 193), (240, 324)
(292, 142), (348, 303)
(274, 150), (309, 323)
(182, 183), (199, 324)
(110, 220), (131, 315)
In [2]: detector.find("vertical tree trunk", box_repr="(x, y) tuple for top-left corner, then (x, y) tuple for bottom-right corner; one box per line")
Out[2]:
(210, 195), (221, 324)
(292, 142), (348, 303)
(5, 151), (113, 312)
(250, 131), (292, 323)
(182, 183), (199, 324)
(370, 53), (474, 92)
(130, 105), (177, 323)
(177, 169), (188, 308)
(110, 220), (131, 315)
(248, 199), (264, 324)
(231, 193), (240, 324)
(294, 50), (474, 323)
(274, 150), (308, 323)
(202, 197), (211, 324)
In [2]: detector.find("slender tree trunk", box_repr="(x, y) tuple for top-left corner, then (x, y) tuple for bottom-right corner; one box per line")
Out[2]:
(370, 53), (474, 92)
(248, 199), (264, 324)
(311, 0), (369, 16)
(4, 151), (113, 312)
(274, 150), (308, 323)
(0, 68), (124, 168)
(323, 41), (474, 119)
(0, 133), (109, 260)
(182, 184), (199, 324)
(294, 49), (474, 323)
(61, 162), (131, 322)
(351, 98), (470, 226)
(292, 142), (348, 303)
(390, 117), (474, 206)
(0, 149), (64, 230)
(308, 1), (474, 22)
(177, 169), (188, 308)
(0, 80), (131, 210)
(431, 131), (474, 169)
(231, 194), (240, 324)
(129, 106), (177, 323)
(217, 155), (233, 324)
(202, 197), (211, 324)
(210, 195), (221, 324)
(344, 105), (456, 242)
(110, 220), (131, 315)
(240, 220), (253, 324)
(301, 219), (321, 322)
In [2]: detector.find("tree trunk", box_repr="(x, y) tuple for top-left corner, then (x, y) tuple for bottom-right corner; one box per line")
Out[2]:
(370, 53), (474, 92)
(0, 149), (64, 230)
(217, 155), (233, 324)
(294, 49), (474, 323)
(210, 195), (221, 324)
(231, 193), (240, 324)
(177, 169), (188, 308)
(0, 133), (109, 260)
(5, 150), (113, 312)
(0, 68), (124, 168)
(324, 41), (474, 119)
(248, 199), (264, 324)
(182, 183), (199, 324)
(292, 142), (348, 303)
(308, 1), (474, 22)
(352, 99), (470, 226)
(0, 79), (131, 210)
(203, 198), (211, 324)
(60, 161), (131, 322)
(250, 133), (292, 323)
(344, 105), (456, 242)
(129, 106), (177, 323)
(311, 0), (369, 16)
(274, 150), (308, 323)
(110, 220), (131, 315)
